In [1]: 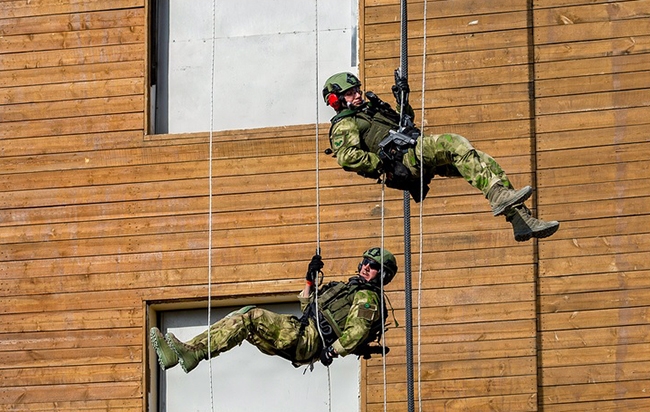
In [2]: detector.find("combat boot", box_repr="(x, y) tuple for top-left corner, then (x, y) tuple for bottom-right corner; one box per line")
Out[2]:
(507, 205), (560, 242)
(487, 184), (533, 216)
(150, 327), (178, 370)
(165, 332), (208, 373)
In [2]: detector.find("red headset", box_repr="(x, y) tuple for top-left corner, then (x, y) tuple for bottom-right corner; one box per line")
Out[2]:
(327, 93), (342, 111)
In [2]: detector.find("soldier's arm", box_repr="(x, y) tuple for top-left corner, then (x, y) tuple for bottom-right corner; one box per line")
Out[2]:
(329, 118), (382, 175)
(331, 289), (380, 357)
(298, 288), (313, 312)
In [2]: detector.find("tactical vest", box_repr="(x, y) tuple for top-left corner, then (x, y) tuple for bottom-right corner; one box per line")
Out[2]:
(329, 93), (403, 154)
(303, 278), (388, 352)
(330, 94), (431, 202)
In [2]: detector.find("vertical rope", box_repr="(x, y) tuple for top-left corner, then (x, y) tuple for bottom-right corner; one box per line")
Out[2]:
(207, 0), (217, 410)
(312, 2), (332, 411)
(417, 1), (428, 410)
(314, 0), (321, 256)
(380, 180), (388, 412)
(397, 0), (415, 411)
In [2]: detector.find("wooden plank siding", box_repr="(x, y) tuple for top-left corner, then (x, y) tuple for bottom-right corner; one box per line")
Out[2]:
(0, 1), (648, 412)
(532, 1), (650, 412)
(364, 1), (540, 410)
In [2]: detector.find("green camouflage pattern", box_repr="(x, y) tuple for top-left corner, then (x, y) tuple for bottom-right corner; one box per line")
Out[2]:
(180, 285), (381, 365)
(185, 307), (320, 364)
(404, 133), (513, 194)
(330, 117), (514, 195)
(330, 288), (380, 356)
(329, 116), (382, 175)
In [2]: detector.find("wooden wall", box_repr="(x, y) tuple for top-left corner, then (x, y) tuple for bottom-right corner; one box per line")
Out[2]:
(365, 0), (539, 410)
(533, 1), (650, 410)
(0, 0), (648, 411)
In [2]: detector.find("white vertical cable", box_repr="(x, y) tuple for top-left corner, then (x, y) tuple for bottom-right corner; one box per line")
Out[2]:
(312, 2), (332, 411)
(207, 0), (217, 410)
(380, 180), (387, 412)
(314, 0), (321, 254)
(417, 1), (428, 411)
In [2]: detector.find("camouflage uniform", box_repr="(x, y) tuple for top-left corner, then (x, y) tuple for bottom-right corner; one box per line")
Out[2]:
(322, 71), (559, 242)
(166, 279), (382, 367)
(329, 113), (513, 196)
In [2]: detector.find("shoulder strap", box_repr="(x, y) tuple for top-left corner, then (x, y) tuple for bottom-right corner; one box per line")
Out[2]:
(330, 108), (357, 126)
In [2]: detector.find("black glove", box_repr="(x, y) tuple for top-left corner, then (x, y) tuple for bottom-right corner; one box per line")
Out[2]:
(306, 254), (323, 284)
(391, 69), (410, 106)
(409, 182), (430, 203)
(384, 161), (413, 191)
(320, 346), (338, 366)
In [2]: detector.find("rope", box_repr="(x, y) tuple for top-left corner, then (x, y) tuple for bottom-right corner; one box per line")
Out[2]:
(417, 1), (428, 410)
(207, 0), (216, 409)
(380, 179), (388, 412)
(396, 0), (416, 410)
(312, 2), (333, 411)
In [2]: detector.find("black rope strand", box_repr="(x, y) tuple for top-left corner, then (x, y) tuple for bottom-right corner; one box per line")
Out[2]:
(398, 0), (415, 410)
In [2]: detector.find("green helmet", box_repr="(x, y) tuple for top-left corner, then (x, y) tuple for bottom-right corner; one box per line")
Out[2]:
(322, 72), (362, 105)
(361, 247), (398, 285)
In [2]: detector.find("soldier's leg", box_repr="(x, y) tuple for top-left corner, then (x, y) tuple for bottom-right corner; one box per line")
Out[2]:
(417, 133), (559, 240)
(473, 150), (513, 189)
(165, 306), (308, 373)
(417, 133), (503, 192)
(163, 306), (253, 373)
(240, 307), (319, 363)
(418, 133), (532, 216)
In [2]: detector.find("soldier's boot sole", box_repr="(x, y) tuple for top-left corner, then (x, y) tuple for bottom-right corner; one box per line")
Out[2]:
(165, 333), (206, 374)
(150, 327), (178, 370)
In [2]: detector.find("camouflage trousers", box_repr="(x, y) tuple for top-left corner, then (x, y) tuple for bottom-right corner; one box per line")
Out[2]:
(186, 306), (321, 365)
(403, 133), (514, 194)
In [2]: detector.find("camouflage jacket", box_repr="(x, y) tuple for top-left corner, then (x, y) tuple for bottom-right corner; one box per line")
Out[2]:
(328, 98), (415, 178)
(298, 278), (383, 357)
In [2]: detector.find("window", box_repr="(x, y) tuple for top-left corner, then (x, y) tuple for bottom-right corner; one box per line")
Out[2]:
(150, 0), (359, 134)
(150, 302), (360, 411)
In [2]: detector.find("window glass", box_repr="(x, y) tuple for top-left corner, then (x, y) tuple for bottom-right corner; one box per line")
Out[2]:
(156, 303), (360, 411)
(152, 0), (359, 134)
